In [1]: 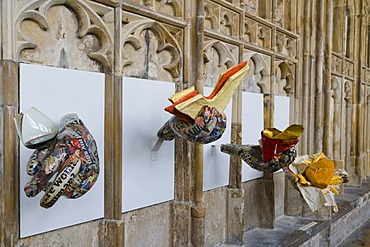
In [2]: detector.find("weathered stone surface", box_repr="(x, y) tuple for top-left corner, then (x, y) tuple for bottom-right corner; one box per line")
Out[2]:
(123, 202), (171, 247)
(243, 179), (261, 232)
(172, 201), (191, 246)
(204, 187), (227, 247)
(274, 172), (285, 218)
(19, 220), (100, 247)
(99, 219), (124, 247)
(226, 188), (244, 246)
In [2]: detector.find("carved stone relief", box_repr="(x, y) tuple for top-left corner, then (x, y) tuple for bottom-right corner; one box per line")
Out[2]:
(275, 0), (284, 27)
(244, 0), (258, 15)
(128, 0), (184, 17)
(275, 32), (296, 57)
(344, 80), (354, 177)
(257, 24), (271, 49)
(121, 13), (183, 82)
(203, 40), (238, 87)
(204, 1), (240, 38)
(243, 17), (258, 44)
(332, 54), (342, 73)
(331, 77), (342, 160)
(242, 51), (270, 93)
(345, 60), (354, 77)
(274, 61), (294, 96)
(16, 0), (114, 72)
(205, 2), (219, 31)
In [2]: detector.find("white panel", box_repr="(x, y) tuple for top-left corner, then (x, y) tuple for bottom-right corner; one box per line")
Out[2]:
(122, 77), (175, 212)
(203, 87), (232, 191)
(242, 92), (264, 181)
(274, 96), (290, 130)
(19, 64), (105, 237)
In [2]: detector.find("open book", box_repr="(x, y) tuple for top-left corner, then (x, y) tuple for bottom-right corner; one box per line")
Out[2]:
(164, 61), (249, 123)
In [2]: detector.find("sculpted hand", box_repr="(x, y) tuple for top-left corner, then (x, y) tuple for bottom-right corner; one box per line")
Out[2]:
(157, 106), (227, 144)
(24, 114), (100, 208)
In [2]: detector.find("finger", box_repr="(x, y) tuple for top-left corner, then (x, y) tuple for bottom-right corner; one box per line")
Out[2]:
(26, 150), (41, 176)
(40, 152), (82, 208)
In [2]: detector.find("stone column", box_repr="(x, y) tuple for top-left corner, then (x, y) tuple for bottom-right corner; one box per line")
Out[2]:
(0, 1), (19, 246)
(99, 4), (124, 247)
(191, 1), (205, 246)
(323, 0), (333, 158)
(0, 61), (19, 247)
(314, 0), (325, 153)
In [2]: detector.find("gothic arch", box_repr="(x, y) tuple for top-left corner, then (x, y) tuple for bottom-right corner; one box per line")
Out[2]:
(345, 0), (355, 58)
(204, 3), (217, 30)
(243, 52), (269, 93)
(274, 61), (294, 96)
(331, 77), (342, 159)
(333, 0), (344, 53)
(203, 40), (237, 87)
(220, 12), (235, 36)
(154, 0), (182, 17)
(344, 80), (354, 180)
(16, 0), (113, 71)
(121, 19), (182, 80)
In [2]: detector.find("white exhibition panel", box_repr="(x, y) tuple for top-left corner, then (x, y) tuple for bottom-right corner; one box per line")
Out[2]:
(203, 87), (232, 191)
(122, 77), (175, 212)
(19, 64), (105, 237)
(274, 96), (290, 130)
(241, 92), (264, 181)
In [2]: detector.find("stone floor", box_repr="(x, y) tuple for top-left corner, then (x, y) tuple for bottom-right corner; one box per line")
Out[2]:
(338, 218), (370, 247)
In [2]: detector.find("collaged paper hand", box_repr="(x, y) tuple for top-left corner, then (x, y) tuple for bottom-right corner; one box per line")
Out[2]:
(157, 106), (226, 144)
(24, 114), (99, 208)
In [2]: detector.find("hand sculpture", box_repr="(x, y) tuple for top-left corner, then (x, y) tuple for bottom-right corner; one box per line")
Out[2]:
(221, 143), (297, 172)
(158, 61), (248, 144)
(157, 106), (226, 144)
(21, 113), (99, 208)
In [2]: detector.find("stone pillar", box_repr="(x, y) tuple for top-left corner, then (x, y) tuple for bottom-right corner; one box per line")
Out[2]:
(323, 0), (333, 158)
(191, 1), (205, 246)
(226, 188), (244, 245)
(258, 173), (275, 229)
(100, 4), (124, 246)
(226, 74), (244, 244)
(0, 61), (19, 247)
(314, 0), (325, 153)
(1, 0), (19, 246)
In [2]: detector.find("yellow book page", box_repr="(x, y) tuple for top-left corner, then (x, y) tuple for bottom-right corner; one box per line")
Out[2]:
(168, 86), (195, 103)
(175, 66), (249, 119)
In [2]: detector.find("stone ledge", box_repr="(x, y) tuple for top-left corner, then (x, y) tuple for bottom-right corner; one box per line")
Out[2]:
(237, 180), (370, 247)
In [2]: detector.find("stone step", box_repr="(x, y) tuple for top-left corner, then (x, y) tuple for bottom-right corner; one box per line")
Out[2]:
(219, 180), (370, 247)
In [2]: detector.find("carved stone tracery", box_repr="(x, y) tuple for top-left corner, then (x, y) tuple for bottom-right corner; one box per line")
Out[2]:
(203, 40), (237, 87)
(16, 0), (113, 72)
(121, 19), (182, 81)
(275, 61), (294, 95)
(243, 52), (270, 93)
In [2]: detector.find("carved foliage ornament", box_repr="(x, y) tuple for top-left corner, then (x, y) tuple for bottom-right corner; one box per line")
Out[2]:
(16, 0), (113, 70)
(122, 20), (181, 79)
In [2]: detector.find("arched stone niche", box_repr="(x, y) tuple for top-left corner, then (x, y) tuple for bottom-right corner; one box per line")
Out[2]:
(16, 0), (114, 72)
(203, 40), (238, 87)
(242, 52), (270, 93)
(274, 61), (294, 96)
(121, 19), (183, 82)
(331, 77), (342, 160)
